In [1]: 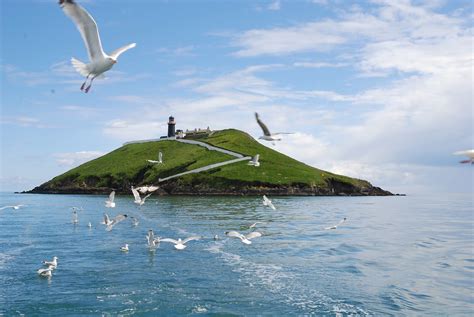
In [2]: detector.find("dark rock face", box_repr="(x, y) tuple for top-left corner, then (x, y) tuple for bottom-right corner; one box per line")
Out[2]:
(27, 177), (392, 196)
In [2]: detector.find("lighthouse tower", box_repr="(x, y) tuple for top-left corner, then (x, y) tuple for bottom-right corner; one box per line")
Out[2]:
(167, 116), (176, 137)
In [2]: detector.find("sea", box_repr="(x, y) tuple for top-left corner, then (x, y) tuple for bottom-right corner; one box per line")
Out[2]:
(0, 192), (472, 316)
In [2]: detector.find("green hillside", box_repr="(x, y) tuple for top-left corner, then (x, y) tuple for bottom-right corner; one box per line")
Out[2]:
(29, 129), (391, 196)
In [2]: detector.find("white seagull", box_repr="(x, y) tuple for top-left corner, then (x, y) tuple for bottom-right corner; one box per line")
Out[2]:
(105, 190), (116, 208)
(453, 150), (474, 164)
(0, 204), (25, 210)
(72, 210), (79, 224)
(255, 112), (292, 143)
(226, 231), (262, 245)
(88, 222), (92, 228)
(59, 0), (136, 93)
(37, 268), (53, 278)
(247, 154), (260, 167)
(160, 236), (201, 250)
(325, 217), (347, 230)
(262, 195), (276, 210)
(120, 244), (129, 252)
(137, 185), (159, 194)
(130, 217), (139, 227)
(248, 222), (263, 229)
(105, 214), (128, 231)
(147, 151), (163, 164)
(131, 186), (152, 206)
(146, 229), (161, 248)
(43, 256), (58, 269)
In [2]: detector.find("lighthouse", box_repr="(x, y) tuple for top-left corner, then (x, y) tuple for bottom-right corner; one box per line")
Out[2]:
(167, 116), (176, 137)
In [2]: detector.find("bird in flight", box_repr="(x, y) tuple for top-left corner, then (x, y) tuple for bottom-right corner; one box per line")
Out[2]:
(131, 186), (152, 206)
(160, 236), (201, 250)
(255, 112), (292, 144)
(325, 217), (347, 230)
(105, 190), (116, 208)
(103, 213), (128, 231)
(453, 150), (474, 164)
(262, 195), (276, 210)
(225, 231), (262, 245)
(147, 151), (163, 164)
(59, 0), (136, 93)
(0, 204), (25, 211)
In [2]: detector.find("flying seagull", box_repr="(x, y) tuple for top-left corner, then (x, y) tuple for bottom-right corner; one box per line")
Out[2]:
(131, 186), (152, 206)
(225, 231), (262, 245)
(72, 210), (79, 224)
(248, 222), (264, 229)
(0, 204), (25, 211)
(105, 190), (116, 208)
(160, 236), (201, 250)
(147, 151), (163, 164)
(247, 154), (260, 167)
(325, 217), (347, 230)
(146, 229), (161, 248)
(59, 0), (136, 93)
(130, 217), (139, 227)
(255, 112), (292, 143)
(137, 185), (159, 194)
(262, 195), (276, 210)
(453, 150), (474, 164)
(105, 214), (128, 231)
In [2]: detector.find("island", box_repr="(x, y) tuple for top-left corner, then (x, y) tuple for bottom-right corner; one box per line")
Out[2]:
(27, 129), (392, 196)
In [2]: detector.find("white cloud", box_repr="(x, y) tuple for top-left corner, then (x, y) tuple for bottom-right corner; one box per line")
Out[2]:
(293, 61), (347, 68)
(1, 116), (49, 128)
(53, 151), (105, 167)
(156, 46), (196, 56)
(268, 1), (281, 11)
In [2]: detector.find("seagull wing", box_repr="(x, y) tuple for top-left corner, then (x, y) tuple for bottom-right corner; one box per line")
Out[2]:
(183, 236), (201, 244)
(0, 206), (13, 210)
(112, 214), (128, 224)
(142, 193), (152, 203)
(269, 202), (276, 210)
(59, 0), (105, 61)
(245, 231), (262, 240)
(103, 213), (110, 224)
(158, 151), (163, 162)
(131, 187), (141, 201)
(109, 191), (115, 203)
(160, 238), (179, 244)
(109, 43), (136, 60)
(255, 112), (271, 136)
(226, 231), (244, 239)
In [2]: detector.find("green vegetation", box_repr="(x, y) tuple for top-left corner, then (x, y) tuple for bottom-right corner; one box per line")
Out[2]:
(32, 129), (388, 195)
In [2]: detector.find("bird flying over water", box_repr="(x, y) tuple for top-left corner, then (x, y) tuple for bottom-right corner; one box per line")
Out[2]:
(255, 112), (292, 143)
(325, 217), (347, 230)
(453, 150), (474, 164)
(137, 185), (159, 194)
(247, 154), (260, 167)
(226, 231), (262, 245)
(147, 151), (163, 164)
(262, 195), (276, 210)
(105, 190), (116, 208)
(160, 236), (201, 250)
(146, 229), (161, 248)
(59, 0), (136, 93)
(72, 210), (79, 224)
(0, 204), (25, 211)
(131, 186), (151, 206)
(105, 214), (128, 231)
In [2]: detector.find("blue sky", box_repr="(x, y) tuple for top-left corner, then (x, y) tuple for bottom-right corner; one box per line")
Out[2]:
(1, 0), (472, 193)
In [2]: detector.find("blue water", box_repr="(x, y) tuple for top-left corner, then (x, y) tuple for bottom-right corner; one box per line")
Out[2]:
(0, 192), (472, 316)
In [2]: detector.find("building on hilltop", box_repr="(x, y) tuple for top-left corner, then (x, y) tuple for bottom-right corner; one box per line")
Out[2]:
(167, 116), (176, 137)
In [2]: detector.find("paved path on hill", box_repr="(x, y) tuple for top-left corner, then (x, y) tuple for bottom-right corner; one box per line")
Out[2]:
(123, 137), (251, 182)
(158, 156), (251, 182)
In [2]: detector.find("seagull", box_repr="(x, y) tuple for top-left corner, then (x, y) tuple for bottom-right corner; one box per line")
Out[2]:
(105, 214), (128, 231)
(137, 185), (159, 194)
(453, 150), (474, 164)
(72, 210), (79, 224)
(0, 204), (25, 210)
(160, 236), (201, 250)
(247, 154), (260, 167)
(146, 229), (161, 248)
(105, 190), (116, 208)
(262, 195), (276, 210)
(147, 151), (163, 164)
(255, 112), (292, 144)
(213, 234), (219, 241)
(120, 244), (129, 252)
(59, 0), (136, 93)
(325, 217), (347, 230)
(131, 186), (152, 206)
(43, 256), (58, 269)
(248, 222), (263, 229)
(225, 231), (262, 245)
(37, 268), (53, 278)
(131, 217), (139, 227)
(88, 222), (92, 228)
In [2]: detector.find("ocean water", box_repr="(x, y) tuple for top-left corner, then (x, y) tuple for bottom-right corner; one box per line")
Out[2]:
(0, 192), (472, 316)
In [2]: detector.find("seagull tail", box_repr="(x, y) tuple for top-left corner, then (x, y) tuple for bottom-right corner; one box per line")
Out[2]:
(71, 57), (90, 77)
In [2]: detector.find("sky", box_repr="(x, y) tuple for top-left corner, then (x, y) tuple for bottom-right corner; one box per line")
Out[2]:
(0, 0), (472, 194)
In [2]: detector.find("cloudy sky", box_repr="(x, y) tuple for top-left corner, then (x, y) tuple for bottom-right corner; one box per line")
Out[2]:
(1, 0), (472, 194)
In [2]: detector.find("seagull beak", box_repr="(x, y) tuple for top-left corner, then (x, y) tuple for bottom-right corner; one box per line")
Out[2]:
(112, 59), (117, 64)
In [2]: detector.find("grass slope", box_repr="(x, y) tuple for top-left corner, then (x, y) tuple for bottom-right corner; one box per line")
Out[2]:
(34, 129), (377, 194)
